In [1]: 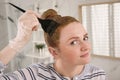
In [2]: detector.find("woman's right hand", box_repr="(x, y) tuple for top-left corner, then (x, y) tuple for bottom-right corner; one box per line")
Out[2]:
(9, 10), (40, 52)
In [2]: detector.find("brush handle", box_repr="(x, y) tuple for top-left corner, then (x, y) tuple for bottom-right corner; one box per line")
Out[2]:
(9, 3), (25, 12)
(8, 3), (44, 23)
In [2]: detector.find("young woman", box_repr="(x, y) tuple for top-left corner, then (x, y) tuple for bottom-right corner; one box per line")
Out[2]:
(0, 9), (106, 80)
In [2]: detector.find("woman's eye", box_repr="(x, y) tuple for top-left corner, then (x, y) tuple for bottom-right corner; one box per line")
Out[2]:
(70, 40), (79, 45)
(83, 36), (88, 41)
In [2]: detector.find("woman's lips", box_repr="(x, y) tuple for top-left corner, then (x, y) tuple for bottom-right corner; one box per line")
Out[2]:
(80, 53), (89, 57)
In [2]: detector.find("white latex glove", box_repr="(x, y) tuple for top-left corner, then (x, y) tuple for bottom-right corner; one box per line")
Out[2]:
(9, 10), (40, 52)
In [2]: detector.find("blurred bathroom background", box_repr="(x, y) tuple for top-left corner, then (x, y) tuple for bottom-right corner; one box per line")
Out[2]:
(0, 0), (120, 80)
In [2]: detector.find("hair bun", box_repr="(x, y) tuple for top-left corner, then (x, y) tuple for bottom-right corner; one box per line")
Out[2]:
(41, 9), (58, 19)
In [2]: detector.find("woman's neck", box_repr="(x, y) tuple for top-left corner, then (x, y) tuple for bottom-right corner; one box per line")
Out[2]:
(53, 61), (84, 79)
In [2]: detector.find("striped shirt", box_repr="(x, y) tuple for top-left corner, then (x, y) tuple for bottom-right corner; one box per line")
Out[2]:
(0, 62), (106, 80)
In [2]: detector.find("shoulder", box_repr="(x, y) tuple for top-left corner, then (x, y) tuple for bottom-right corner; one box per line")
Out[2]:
(86, 64), (105, 73)
(29, 63), (54, 75)
(28, 63), (51, 73)
(81, 64), (106, 80)
(84, 64), (106, 75)
(13, 63), (47, 75)
(13, 63), (53, 80)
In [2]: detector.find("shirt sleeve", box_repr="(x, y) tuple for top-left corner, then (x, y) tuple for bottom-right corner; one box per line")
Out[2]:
(0, 61), (38, 80)
(0, 61), (6, 77)
(0, 61), (24, 80)
(0, 61), (19, 80)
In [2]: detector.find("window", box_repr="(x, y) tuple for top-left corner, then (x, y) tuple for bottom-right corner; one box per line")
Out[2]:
(114, 3), (120, 57)
(91, 4), (109, 56)
(81, 2), (120, 57)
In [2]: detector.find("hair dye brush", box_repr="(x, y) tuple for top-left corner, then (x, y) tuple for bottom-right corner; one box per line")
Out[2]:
(9, 3), (59, 36)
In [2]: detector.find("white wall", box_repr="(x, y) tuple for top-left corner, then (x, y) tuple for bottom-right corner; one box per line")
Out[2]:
(91, 55), (120, 80)
(0, 0), (8, 50)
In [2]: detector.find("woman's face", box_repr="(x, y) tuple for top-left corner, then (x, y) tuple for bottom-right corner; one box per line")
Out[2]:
(56, 22), (91, 66)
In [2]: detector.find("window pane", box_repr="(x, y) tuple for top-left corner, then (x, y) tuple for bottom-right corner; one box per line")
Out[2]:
(91, 4), (109, 56)
(114, 3), (120, 57)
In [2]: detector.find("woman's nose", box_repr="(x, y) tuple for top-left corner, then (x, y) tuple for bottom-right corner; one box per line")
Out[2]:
(80, 42), (90, 51)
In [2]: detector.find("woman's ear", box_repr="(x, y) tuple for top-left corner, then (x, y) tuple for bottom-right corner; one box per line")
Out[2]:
(48, 47), (59, 58)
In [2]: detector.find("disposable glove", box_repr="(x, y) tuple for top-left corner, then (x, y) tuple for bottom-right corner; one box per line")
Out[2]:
(9, 10), (40, 52)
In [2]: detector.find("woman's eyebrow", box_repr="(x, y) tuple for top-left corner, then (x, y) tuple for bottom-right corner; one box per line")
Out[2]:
(67, 37), (79, 42)
(66, 33), (88, 41)
(69, 37), (79, 40)
(84, 33), (88, 36)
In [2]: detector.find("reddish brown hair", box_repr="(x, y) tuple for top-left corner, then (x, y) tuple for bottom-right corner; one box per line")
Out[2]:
(41, 9), (79, 48)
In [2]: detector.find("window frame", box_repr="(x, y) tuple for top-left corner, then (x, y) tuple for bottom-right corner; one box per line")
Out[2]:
(79, 1), (120, 58)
